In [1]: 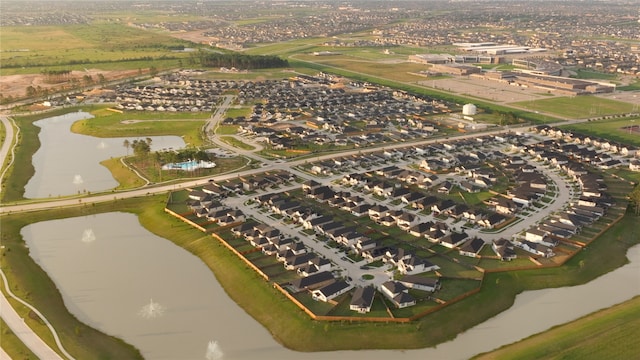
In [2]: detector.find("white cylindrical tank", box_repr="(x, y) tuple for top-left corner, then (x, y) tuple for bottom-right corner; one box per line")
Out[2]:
(462, 103), (477, 115)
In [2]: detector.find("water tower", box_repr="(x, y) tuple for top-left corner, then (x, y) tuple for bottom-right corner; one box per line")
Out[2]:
(462, 103), (477, 116)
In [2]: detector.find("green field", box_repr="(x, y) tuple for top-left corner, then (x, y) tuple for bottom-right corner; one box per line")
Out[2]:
(559, 116), (640, 147)
(574, 69), (619, 80)
(70, 106), (208, 146)
(512, 96), (634, 119)
(0, 23), (195, 74)
(474, 296), (640, 360)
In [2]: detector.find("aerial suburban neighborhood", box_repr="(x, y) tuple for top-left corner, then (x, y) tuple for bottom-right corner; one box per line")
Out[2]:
(1, 1), (639, 359)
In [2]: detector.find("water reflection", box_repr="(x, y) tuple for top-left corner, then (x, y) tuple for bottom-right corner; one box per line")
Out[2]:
(23, 213), (640, 360)
(25, 111), (185, 199)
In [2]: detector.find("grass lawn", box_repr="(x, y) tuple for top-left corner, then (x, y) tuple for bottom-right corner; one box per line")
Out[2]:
(511, 96), (634, 119)
(0, 23), (194, 73)
(100, 157), (147, 189)
(220, 136), (255, 150)
(435, 278), (482, 302)
(617, 81), (640, 91)
(573, 69), (619, 80)
(473, 296), (640, 360)
(295, 54), (429, 83)
(71, 106), (208, 147)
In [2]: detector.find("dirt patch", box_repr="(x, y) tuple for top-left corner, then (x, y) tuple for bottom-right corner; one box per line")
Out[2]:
(168, 30), (213, 45)
(0, 68), (140, 99)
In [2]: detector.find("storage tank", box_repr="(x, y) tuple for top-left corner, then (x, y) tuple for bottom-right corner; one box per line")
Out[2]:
(462, 103), (477, 116)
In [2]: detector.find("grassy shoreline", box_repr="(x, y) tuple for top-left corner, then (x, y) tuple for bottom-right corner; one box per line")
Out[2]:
(473, 295), (640, 360)
(1, 193), (638, 355)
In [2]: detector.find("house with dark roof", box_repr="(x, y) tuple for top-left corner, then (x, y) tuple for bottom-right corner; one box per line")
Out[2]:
(479, 213), (508, 229)
(289, 271), (336, 292)
(284, 253), (318, 270)
(380, 281), (416, 308)
(518, 240), (555, 258)
(459, 237), (485, 258)
(350, 286), (376, 313)
(312, 280), (353, 302)
(440, 231), (469, 248)
(398, 275), (441, 292)
(492, 238), (517, 261)
(398, 256), (439, 275)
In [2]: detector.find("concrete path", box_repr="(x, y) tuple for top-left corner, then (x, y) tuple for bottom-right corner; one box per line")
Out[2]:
(0, 270), (65, 360)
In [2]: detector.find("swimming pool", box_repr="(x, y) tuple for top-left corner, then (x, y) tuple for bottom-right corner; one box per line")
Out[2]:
(162, 160), (216, 171)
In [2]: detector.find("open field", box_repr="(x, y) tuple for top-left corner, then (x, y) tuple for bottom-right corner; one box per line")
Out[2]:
(0, 23), (195, 100)
(294, 54), (430, 83)
(1, 24), (193, 70)
(70, 106), (208, 146)
(424, 77), (560, 105)
(512, 95), (635, 119)
(473, 296), (640, 360)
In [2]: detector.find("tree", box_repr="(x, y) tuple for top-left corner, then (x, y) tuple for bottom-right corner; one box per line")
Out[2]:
(82, 74), (94, 86)
(629, 186), (640, 215)
(97, 73), (106, 85)
(26, 86), (37, 97)
(149, 66), (159, 77)
(123, 139), (131, 156)
(131, 139), (151, 157)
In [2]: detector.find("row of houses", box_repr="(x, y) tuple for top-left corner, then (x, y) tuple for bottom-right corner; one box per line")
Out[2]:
(511, 138), (614, 257)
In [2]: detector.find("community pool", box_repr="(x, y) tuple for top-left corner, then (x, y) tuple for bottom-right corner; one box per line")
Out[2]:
(161, 159), (216, 171)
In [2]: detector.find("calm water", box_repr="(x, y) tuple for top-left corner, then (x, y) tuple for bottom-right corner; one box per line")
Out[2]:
(23, 213), (640, 360)
(24, 111), (185, 199)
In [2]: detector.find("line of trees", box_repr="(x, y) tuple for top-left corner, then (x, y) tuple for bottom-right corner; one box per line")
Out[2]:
(2, 55), (182, 69)
(198, 53), (288, 69)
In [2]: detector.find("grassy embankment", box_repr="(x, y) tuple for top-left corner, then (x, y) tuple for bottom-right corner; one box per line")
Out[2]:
(2, 191), (638, 354)
(474, 296), (640, 360)
(219, 136), (255, 150)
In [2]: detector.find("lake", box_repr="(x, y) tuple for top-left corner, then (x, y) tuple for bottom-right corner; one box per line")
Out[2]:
(23, 212), (640, 359)
(24, 111), (185, 199)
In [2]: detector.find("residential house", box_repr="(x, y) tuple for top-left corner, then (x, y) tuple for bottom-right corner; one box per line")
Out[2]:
(350, 286), (376, 313)
(492, 238), (517, 261)
(440, 231), (469, 248)
(459, 237), (485, 258)
(479, 213), (508, 229)
(312, 280), (353, 302)
(284, 252), (318, 271)
(398, 275), (441, 292)
(398, 256), (440, 275)
(380, 281), (416, 308)
(289, 271), (336, 292)
(519, 240), (555, 258)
